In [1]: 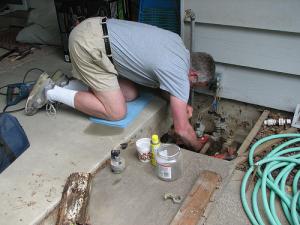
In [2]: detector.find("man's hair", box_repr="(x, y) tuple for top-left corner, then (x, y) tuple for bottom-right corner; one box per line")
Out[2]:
(191, 52), (215, 81)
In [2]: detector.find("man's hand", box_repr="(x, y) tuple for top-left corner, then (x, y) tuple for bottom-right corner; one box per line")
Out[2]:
(170, 96), (202, 151)
(172, 131), (206, 152)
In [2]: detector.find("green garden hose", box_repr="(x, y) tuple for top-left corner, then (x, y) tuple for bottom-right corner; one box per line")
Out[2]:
(241, 133), (300, 225)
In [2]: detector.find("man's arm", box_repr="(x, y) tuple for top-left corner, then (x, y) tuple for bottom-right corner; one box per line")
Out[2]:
(170, 95), (203, 151)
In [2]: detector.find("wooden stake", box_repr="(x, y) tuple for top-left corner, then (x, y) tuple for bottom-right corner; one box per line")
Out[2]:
(170, 170), (221, 225)
(236, 127), (298, 166)
(56, 172), (92, 225)
(237, 110), (270, 157)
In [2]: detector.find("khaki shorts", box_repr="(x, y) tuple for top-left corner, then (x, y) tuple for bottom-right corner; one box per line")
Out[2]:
(68, 17), (119, 91)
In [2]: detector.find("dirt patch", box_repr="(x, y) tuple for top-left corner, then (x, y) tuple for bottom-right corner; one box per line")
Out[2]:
(162, 94), (296, 165)
(236, 111), (299, 187)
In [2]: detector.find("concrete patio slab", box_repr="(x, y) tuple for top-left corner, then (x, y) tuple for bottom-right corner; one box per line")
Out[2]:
(204, 170), (251, 225)
(204, 169), (289, 225)
(0, 47), (169, 225)
(87, 145), (234, 225)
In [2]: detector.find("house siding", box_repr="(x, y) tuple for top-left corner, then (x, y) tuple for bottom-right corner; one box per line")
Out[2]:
(181, 0), (300, 112)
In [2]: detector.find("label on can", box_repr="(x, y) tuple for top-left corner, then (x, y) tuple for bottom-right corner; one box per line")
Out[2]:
(158, 164), (172, 179)
(151, 143), (160, 166)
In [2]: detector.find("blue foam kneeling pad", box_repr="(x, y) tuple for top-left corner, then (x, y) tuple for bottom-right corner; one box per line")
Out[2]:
(89, 92), (154, 128)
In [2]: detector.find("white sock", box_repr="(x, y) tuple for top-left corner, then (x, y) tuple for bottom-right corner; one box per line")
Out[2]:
(64, 79), (89, 92)
(46, 86), (77, 108)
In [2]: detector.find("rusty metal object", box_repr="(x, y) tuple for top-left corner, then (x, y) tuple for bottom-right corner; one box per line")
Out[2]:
(164, 193), (183, 204)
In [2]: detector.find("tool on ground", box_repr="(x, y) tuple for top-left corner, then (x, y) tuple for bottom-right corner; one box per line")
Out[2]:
(1, 82), (34, 112)
(0, 48), (16, 61)
(10, 47), (35, 61)
(0, 68), (46, 112)
(163, 193), (182, 204)
(110, 149), (125, 174)
(0, 46), (39, 62)
(241, 133), (300, 225)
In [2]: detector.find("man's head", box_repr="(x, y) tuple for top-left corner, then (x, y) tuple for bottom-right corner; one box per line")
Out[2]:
(188, 52), (215, 88)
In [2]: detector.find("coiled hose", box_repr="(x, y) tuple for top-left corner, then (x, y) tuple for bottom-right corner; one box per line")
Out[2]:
(241, 133), (300, 225)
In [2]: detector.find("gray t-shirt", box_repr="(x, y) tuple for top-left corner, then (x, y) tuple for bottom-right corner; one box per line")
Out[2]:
(107, 19), (190, 103)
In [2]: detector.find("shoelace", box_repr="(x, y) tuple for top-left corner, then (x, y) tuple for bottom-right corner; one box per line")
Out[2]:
(46, 102), (57, 116)
(24, 99), (32, 114)
(45, 80), (57, 116)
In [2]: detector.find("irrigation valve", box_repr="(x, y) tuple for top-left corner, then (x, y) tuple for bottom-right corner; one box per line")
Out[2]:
(195, 120), (206, 138)
(209, 73), (222, 92)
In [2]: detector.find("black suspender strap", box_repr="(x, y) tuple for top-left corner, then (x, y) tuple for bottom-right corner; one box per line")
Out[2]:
(101, 17), (113, 63)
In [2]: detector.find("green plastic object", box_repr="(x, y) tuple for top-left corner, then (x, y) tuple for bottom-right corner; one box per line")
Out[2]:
(241, 133), (300, 225)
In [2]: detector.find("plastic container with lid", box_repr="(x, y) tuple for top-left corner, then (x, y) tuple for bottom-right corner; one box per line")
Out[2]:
(156, 144), (182, 181)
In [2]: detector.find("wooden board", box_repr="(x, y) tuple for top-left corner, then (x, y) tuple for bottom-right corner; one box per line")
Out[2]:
(237, 110), (270, 156)
(236, 127), (298, 165)
(170, 170), (221, 225)
(56, 172), (92, 225)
